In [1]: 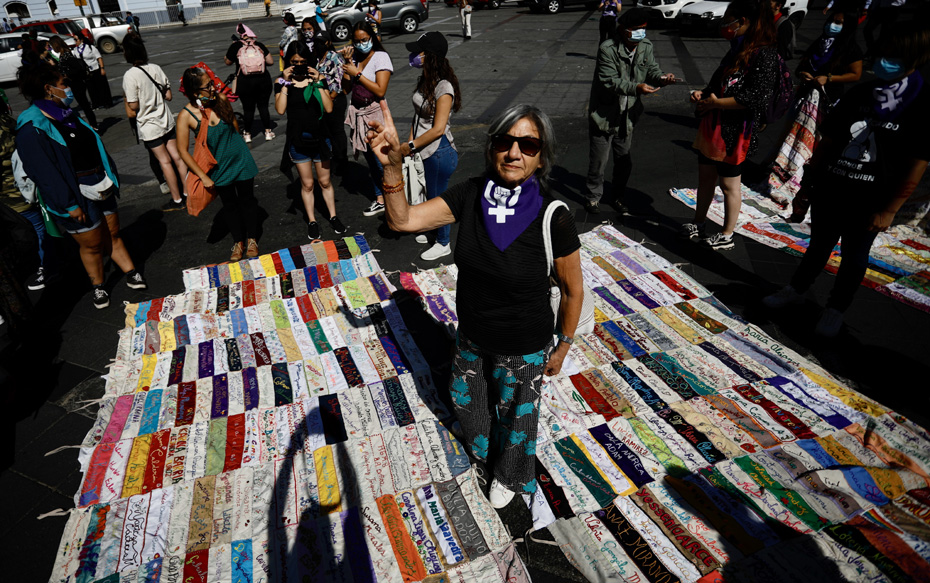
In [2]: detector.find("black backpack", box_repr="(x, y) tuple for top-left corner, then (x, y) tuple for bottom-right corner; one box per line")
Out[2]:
(60, 53), (89, 82)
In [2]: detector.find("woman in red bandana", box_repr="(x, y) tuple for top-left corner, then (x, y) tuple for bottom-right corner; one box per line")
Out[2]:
(367, 101), (584, 510)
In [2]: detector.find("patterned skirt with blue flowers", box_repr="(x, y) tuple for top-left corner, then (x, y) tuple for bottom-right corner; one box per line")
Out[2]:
(449, 331), (551, 493)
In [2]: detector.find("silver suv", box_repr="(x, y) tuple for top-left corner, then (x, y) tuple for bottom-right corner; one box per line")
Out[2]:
(318, 0), (429, 42)
(72, 13), (132, 54)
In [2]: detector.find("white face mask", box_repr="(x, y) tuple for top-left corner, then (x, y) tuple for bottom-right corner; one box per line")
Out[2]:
(629, 28), (646, 42)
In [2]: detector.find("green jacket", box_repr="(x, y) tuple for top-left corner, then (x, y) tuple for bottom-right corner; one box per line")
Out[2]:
(588, 37), (665, 136)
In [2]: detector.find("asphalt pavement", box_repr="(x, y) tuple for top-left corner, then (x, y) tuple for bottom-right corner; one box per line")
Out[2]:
(3, 4), (929, 581)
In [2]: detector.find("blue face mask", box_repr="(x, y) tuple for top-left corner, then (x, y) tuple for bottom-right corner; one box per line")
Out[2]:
(629, 28), (646, 43)
(874, 57), (905, 81)
(408, 52), (424, 68)
(354, 40), (373, 54)
(54, 86), (75, 107)
(825, 22), (842, 37)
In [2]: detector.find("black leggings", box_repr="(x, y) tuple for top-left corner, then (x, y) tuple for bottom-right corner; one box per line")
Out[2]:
(237, 73), (273, 134)
(215, 178), (259, 241)
(71, 78), (97, 128)
(789, 199), (879, 312)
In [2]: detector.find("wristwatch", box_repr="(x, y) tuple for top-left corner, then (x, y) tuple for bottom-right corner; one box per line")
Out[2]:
(557, 333), (574, 346)
(354, 72), (363, 82)
(407, 141), (417, 154)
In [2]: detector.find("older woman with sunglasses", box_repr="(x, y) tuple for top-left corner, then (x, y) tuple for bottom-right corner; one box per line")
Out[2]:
(368, 100), (584, 510)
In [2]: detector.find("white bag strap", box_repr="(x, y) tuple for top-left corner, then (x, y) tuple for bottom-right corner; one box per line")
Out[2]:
(543, 200), (569, 278)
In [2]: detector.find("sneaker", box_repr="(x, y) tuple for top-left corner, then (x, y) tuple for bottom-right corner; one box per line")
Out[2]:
(162, 197), (186, 212)
(230, 241), (245, 262)
(264, 130), (275, 141)
(420, 243), (451, 261)
(307, 221), (321, 240)
(815, 308), (844, 338)
(246, 238), (259, 258)
(584, 200), (600, 215)
(704, 232), (735, 250)
(242, 132), (251, 143)
(26, 267), (46, 291)
(329, 216), (348, 235)
(762, 285), (804, 309)
(415, 234), (428, 244)
(362, 201), (385, 217)
(679, 222), (706, 240)
(92, 286), (109, 309)
(489, 479), (516, 509)
(125, 270), (147, 290)
(159, 182), (170, 194)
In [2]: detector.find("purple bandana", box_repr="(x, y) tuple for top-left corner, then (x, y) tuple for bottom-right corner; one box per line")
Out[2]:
(808, 36), (835, 73)
(35, 98), (77, 129)
(873, 71), (924, 121)
(480, 175), (543, 252)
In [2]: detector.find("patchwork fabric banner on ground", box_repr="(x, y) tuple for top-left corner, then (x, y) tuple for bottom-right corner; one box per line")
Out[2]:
(670, 186), (930, 313)
(49, 236), (532, 583)
(400, 224), (930, 583)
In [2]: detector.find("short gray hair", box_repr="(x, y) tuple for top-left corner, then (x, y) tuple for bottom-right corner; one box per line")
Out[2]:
(485, 104), (557, 184)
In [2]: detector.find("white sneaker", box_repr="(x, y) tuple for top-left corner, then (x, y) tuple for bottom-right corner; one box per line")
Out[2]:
(489, 479), (515, 509)
(415, 234), (428, 244)
(815, 308), (844, 337)
(243, 132), (251, 143)
(762, 285), (804, 309)
(420, 243), (451, 261)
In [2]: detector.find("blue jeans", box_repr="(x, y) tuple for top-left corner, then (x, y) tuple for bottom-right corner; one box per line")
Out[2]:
(422, 135), (458, 245)
(21, 207), (56, 272)
(363, 146), (384, 200)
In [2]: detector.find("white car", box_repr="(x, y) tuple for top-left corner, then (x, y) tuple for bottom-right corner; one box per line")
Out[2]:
(637, 0), (696, 21)
(71, 13), (133, 54)
(678, 0), (808, 30)
(0, 32), (50, 83)
(283, 0), (336, 24)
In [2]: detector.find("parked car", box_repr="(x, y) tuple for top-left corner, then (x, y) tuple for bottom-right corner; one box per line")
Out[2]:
(0, 32), (51, 83)
(444, 0), (507, 8)
(11, 19), (82, 46)
(71, 13), (132, 54)
(285, 0), (428, 42)
(678, 0), (808, 31)
(637, 0), (696, 22)
(521, 0), (596, 14)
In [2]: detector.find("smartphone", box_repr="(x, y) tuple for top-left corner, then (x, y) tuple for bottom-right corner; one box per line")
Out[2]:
(293, 64), (309, 78)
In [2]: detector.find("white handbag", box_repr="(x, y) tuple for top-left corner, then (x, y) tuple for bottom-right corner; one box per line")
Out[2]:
(403, 152), (426, 206)
(543, 200), (596, 337)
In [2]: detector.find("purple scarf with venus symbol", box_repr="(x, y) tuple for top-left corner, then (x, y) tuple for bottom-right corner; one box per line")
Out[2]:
(872, 71), (923, 121)
(480, 175), (542, 252)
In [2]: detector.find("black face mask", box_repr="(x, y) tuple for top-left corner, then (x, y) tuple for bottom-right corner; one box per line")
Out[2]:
(292, 64), (309, 79)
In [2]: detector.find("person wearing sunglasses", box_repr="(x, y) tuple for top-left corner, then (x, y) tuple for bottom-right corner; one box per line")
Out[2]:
(177, 67), (261, 262)
(682, 0), (780, 251)
(367, 102), (584, 511)
(584, 8), (678, 216)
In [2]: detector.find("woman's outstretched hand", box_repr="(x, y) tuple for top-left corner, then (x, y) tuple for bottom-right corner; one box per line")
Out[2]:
(367, 99), (404, 168)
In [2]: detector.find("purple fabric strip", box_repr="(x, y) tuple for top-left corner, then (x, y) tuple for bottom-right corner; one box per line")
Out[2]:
(610, 250), (648, 275)
(243, 368), (259, 411)
(369, 275), (392, 301)
(211, 374), (229, 419)
(174, 315), (190, 347)
(198, 341), (214, 379)
(593, 286), (635, 315)
(617, 279), (661, 309)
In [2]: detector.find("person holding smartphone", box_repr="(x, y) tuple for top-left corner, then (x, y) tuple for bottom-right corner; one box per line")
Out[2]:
(583, 8), (677, 215)
(276, 41), (347, 240)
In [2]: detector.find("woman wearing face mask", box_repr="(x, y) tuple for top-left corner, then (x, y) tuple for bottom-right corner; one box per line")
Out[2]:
(402, 32), (461, 261)
(597, 0), (621, 44)
(342, 22), (393, 217)
(280, 12), (299, 72)
(367, 101), (583, 509)
(765, 10), (862, 206)
(682, 0), (779, 251)
(763, 22), (930, 337)
(276, 42), (346, 240)
(301, 17), (319, 51)
(15, 61), (147, 309)
(314, 31), (349, 173)
(177, 67), (261, 261)
(48, 36), (97, 130)
(365, 0), (382, 41)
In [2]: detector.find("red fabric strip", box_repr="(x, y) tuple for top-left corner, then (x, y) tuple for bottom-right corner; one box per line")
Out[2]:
(78, 441), (115, 507)
(570, 374), (619, 421)
(316, 264), (334, 289)
(242, 279), (256, 308)
(224, 413), (246, 472)
(731, 384), (817, 439)
(271, 252), (285, 276)
(176, 381), (197, 426)
(296, 294), (318, 322)
(141, 428), (171, 494)
(183, 550), (210, 583)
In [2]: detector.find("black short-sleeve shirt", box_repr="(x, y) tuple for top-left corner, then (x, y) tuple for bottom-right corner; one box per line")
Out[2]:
(440, 177), (581, 355)
(818, 79), (930, 206)
(274, 81), (327, 147)
(226, 41), (271, 74)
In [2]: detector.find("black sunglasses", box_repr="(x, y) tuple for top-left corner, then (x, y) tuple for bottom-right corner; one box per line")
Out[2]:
(490, 134), (543, 157)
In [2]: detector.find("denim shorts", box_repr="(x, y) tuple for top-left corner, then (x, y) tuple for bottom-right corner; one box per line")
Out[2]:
(288, 135), (332, 164)
(54, 195), (118, 234)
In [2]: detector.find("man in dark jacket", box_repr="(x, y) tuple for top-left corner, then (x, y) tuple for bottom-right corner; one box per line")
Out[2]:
(583, 8), (678, 214)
